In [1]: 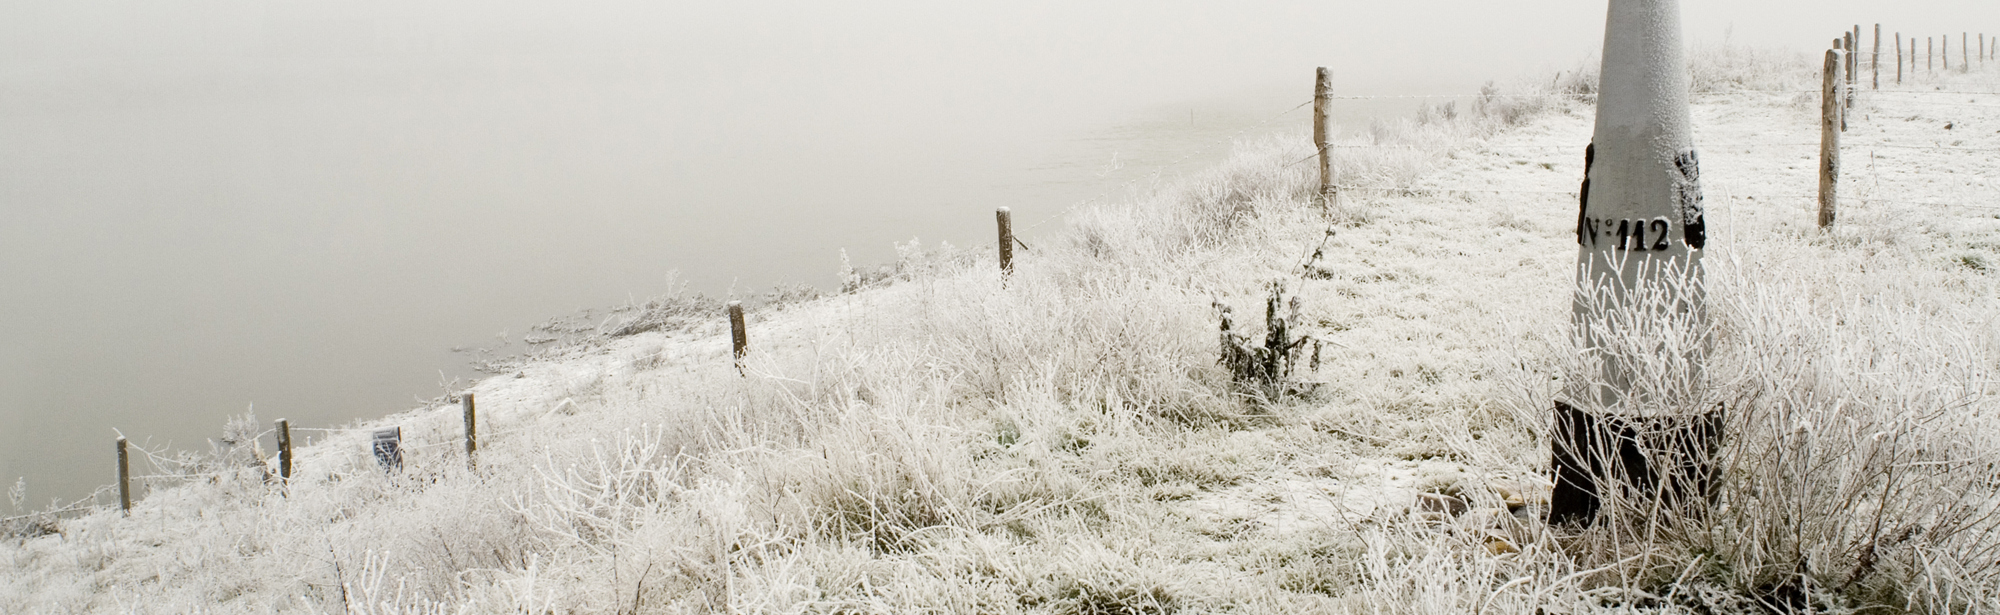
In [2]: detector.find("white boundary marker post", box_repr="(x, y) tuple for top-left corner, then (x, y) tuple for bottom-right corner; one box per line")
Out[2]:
(1554, 0), (1716, 527)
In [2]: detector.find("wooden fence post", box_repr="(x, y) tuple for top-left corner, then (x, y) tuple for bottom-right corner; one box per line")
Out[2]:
(462, 393), (477, 471)
(116, 437), (131, 516)
(1833, 40), (1849, 132)
(996, 207), (1013, 275)
(1897, 33), (1903, 84)
(1845, 30), (1857, 109)
(1314, 66), (1333, 200)
(1873, 24), (1881, 89)
(1821, 49), (1842, 229)
(1944, 35), (1950, 71)
(1964, 33), (1970, 71)
(275, 419), (292, 481)
(728, 301), (747, 376)
(1852, 26), (1862, 84)
(1930, 37), (1935, 71)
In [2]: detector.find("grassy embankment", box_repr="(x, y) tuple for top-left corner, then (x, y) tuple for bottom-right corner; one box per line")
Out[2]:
(6, 45), (2000, 613)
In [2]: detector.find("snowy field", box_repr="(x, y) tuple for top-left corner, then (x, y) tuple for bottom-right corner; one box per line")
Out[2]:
(6, 47), (2000, 614)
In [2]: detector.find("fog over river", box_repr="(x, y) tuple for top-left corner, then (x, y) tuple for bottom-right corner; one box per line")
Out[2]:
(3, 0), (1986, 506)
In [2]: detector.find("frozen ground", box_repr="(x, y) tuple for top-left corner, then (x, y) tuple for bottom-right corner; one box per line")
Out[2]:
(5, 54), (1998, 614)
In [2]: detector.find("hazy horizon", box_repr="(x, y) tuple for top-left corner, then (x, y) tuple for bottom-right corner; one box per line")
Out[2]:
(5, 0), (1997, 507)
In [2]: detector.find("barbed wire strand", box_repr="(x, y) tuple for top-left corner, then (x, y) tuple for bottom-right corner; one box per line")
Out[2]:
(291, 427), (378, 434)
(131, 473), (229, 481)
(1, 485), (115, 523)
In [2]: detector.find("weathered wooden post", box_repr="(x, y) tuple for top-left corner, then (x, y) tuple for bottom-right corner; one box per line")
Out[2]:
(462, 393), (477, 471)
(1873, 24), (1881, 89)
(1554, 0), (1716, 527)
(1930, 37), (1935, 72)
(1821, 49), (1843, 228)
(1845, 30), (1857, 109)
(1314, 66), (1334, 200)
(728, 300), (747, 376)
(116, 437), (131, 516)
(275, 418), (292, 481)
(996, 207), (1014, 275)
(1832, 40), (1849, 132)
(1897, 33), (1904, 84)
(1964, 33), (1970, 71)
(1944, 35), (1950, 71)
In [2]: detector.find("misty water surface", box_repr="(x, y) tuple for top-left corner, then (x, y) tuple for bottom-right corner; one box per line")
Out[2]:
(6, 0), (1938, 507)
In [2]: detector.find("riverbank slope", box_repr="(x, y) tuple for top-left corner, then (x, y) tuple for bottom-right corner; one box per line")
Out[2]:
(7, 48), (2000, 613)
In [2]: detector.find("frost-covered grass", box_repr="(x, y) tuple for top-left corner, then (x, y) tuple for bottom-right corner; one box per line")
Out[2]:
(6, 46), (2000, 614)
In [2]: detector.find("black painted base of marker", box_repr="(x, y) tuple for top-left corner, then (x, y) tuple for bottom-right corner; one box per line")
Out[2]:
(1549, 400), (1724, 528)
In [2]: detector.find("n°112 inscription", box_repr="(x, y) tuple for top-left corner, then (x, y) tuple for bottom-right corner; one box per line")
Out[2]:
(1581, 216), (1675, 252)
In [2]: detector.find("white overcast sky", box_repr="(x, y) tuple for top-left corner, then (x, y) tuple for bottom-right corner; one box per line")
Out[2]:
(4, 1), (1997, 106)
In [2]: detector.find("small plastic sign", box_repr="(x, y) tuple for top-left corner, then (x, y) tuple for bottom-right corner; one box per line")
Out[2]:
(372, 427), (402, 473)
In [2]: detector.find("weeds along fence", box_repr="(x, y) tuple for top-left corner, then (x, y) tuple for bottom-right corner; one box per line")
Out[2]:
(9, 34), (1997, 542)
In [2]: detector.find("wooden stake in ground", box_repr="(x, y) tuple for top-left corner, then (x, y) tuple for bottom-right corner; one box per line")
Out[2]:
(1965, 33), (1971, 71)
(462, 393), (477, 471)
(1930, 37), (1935, 72)
(116, 437), (131, 516)
(1897, 32), (1904, 84)
(275, 418), (292, 481)
(1314, 66), (1333, 200)
(1873, 24), (1881, 89)
(1833, 40), (1848, 132)
(1821, 49), (1842, 229)
(1945, 35), (1950, 71)
(996, 207), (1013, 275)
(1845, 30), (1857, 108)
(1556, 0), (1715, 528)
(728, 300), (747, 376)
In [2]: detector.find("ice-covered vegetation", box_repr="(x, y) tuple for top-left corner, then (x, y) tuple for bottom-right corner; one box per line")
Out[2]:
(6, 45), (1999, 613)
